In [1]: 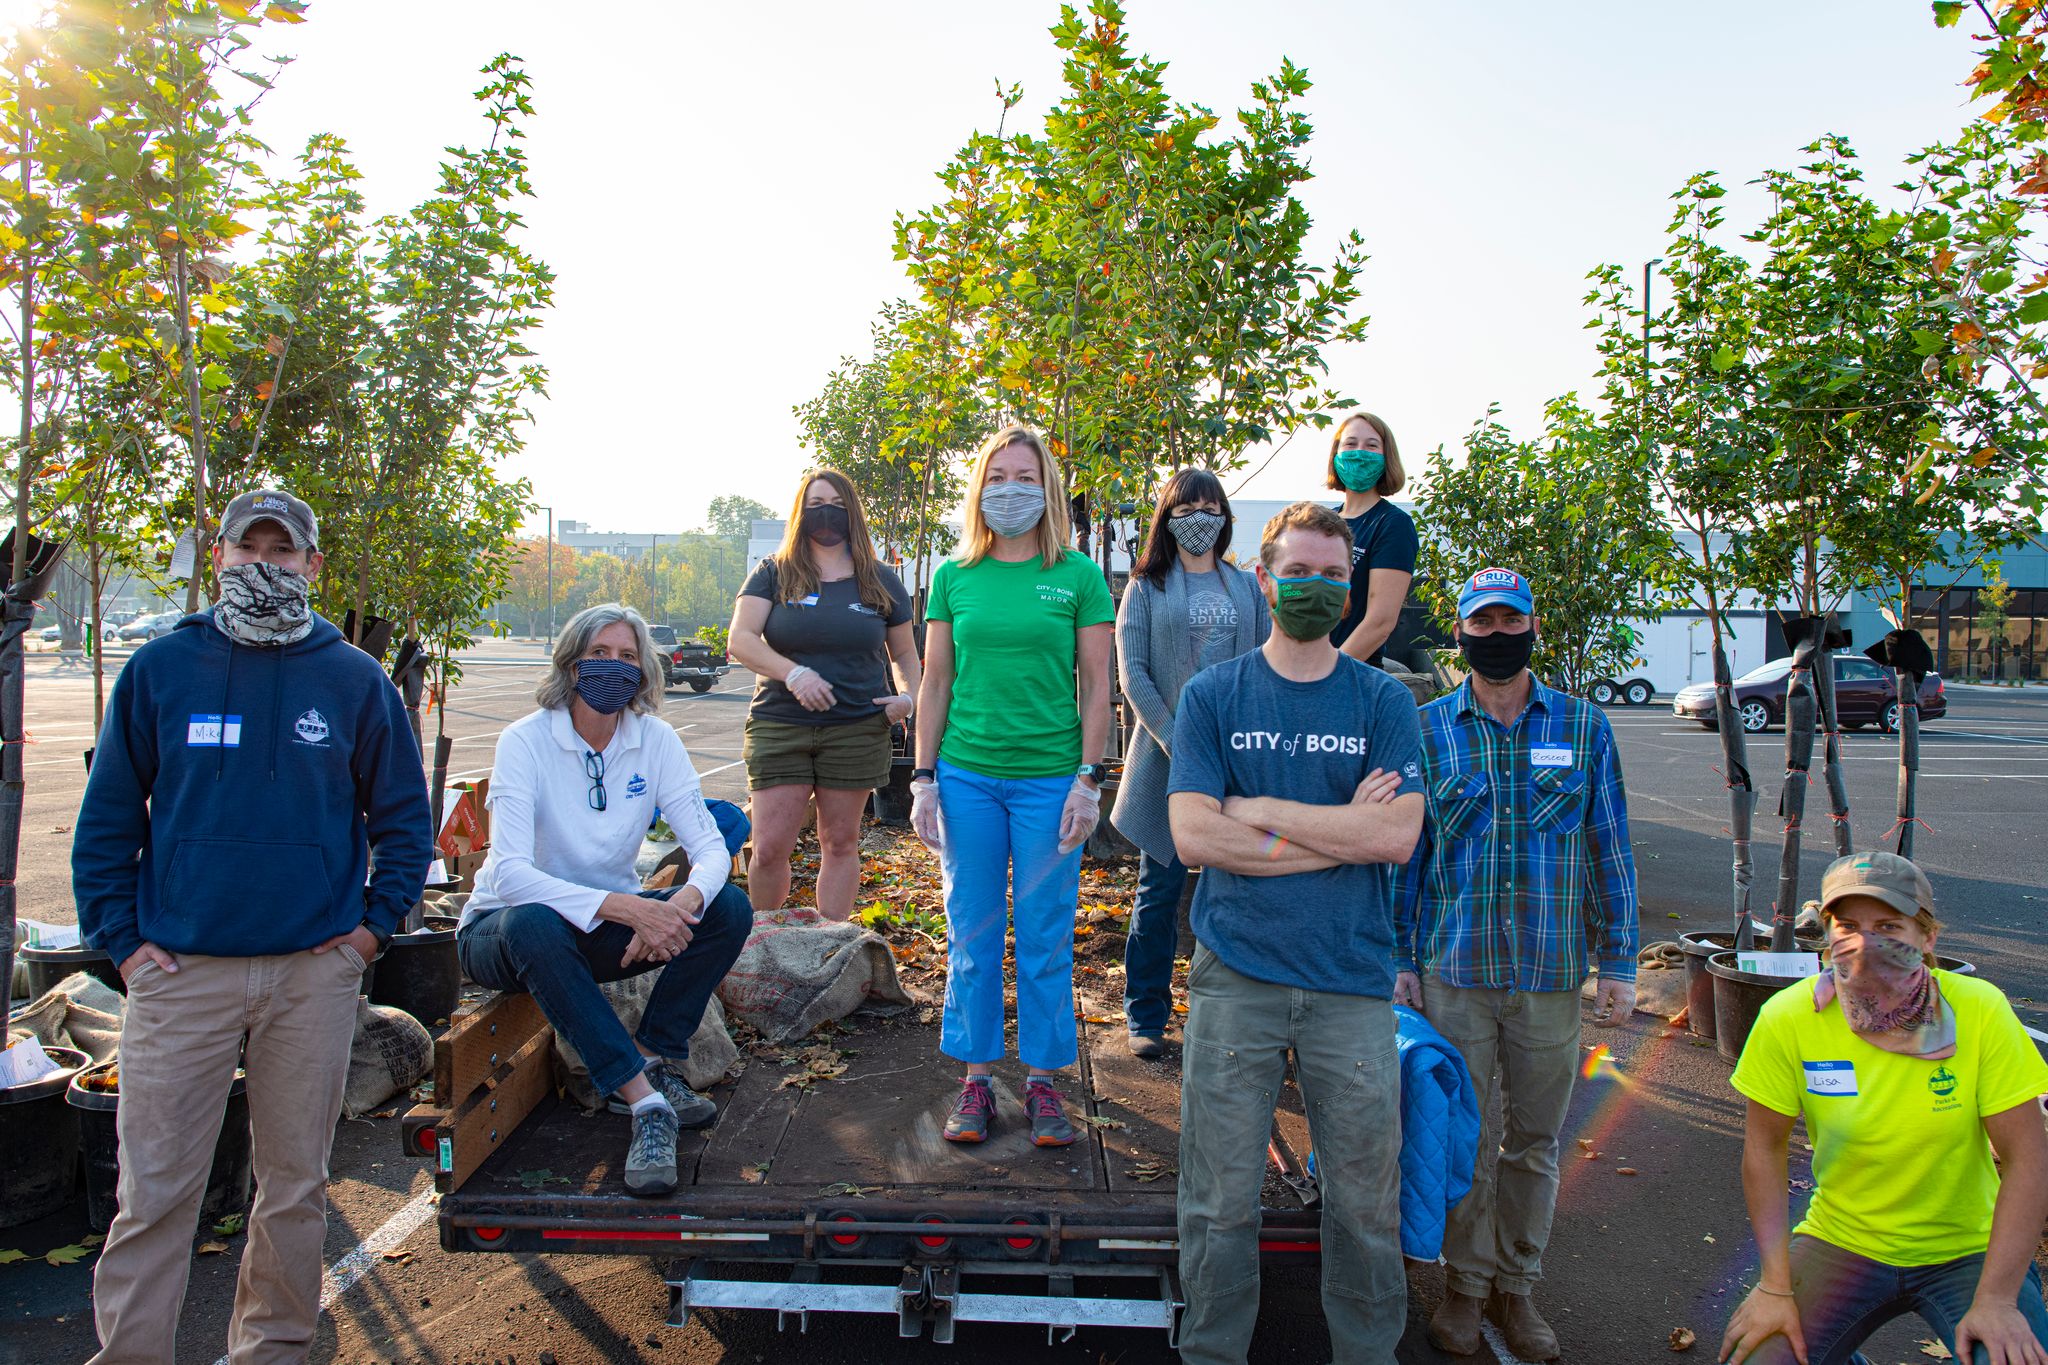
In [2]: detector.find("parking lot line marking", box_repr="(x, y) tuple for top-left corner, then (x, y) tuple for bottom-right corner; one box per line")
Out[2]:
(211, 1185), (438, 1365)
(696, 759), (744, 778)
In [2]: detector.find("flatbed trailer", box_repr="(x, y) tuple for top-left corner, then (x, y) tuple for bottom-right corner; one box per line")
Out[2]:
(402, 984), (1327, 1344)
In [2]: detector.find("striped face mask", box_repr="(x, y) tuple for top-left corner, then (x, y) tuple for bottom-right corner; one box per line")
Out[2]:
(1815, 929), (1955, 1060)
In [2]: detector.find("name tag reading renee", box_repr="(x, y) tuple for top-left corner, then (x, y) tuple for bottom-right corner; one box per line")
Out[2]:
(1805, 1060), (1858, 1096)
(188, 713), (243, 747)
(1531, 746), (1573, 768)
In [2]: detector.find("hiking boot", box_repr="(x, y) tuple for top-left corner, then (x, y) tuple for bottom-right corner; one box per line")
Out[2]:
(1426, 1289), (1486, 1356)
(1127, 1033), (1165, 1060)
(1487, 1291), (1560, 1362)
(942, 1077), (995, 1143)
(1025, 1078), (1078, 1147)
(608, 1060), (718, 1128)
(624, 1103), (680, 1198)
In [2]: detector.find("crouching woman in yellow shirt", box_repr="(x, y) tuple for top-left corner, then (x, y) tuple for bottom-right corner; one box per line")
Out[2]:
(1721, 851), (2048, 1365)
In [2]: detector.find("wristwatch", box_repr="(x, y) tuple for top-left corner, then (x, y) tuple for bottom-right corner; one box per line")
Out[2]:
(361, 919), (393, 958)
(1077, 763), (1108, 787)
(912, 767), (937, 784)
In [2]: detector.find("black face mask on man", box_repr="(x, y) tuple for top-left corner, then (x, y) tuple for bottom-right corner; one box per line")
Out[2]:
(1457, 627), (1535, 683)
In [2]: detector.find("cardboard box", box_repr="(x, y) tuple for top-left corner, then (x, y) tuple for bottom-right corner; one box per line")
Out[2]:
(437, 778), (490, 861)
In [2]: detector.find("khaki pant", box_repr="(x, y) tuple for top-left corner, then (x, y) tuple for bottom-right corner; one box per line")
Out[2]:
(89, 946), (366, 1365)
(1178, 947), (1404, 1365)
(1422, 976), (1581, 1300)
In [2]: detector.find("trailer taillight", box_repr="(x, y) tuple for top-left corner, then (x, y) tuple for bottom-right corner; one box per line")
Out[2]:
(915, 1216), (951, 1250)
(414, 1126), (437, 1156)
(828, 1214), (861, 1249)
(470, 1226), (506, 1245)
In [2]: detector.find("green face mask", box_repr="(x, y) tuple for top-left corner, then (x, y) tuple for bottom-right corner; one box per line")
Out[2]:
(1334, 447), (1386, 492)
(1269, 574), (1350, 641)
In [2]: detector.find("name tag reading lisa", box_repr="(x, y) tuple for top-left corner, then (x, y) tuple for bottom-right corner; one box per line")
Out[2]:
(1530, 745), (1573, 768)
(1804, 1060), (1858, 1096)
(188, 713), (243, 747)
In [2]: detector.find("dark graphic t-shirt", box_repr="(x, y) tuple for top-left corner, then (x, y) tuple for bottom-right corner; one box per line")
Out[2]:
(741, 558), (912, 726)
(1330, 499), (1419, 667)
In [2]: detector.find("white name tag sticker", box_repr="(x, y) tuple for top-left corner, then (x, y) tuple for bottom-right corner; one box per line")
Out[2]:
(1804, 1060), (1858, 1096)
(1531, 746), (1573, 768)
(792, 593), (820, 607)
(1737, 951), (1822, 978)
(187, 713), (242, 747)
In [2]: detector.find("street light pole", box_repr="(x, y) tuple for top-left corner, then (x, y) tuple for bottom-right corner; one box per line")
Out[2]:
(1642, 257), (1664, 456)
(543, 505), (555, 648)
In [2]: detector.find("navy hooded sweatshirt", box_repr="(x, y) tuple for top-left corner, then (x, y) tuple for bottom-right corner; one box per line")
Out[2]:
(72, 611), (433, 969)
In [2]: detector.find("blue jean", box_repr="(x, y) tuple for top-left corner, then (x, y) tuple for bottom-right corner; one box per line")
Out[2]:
(935, 759), (1084, 1071)
(1739, 1234), (2048, 1365)
(457, 883), (754, 1098)
(1178, 946), (1405, 1365)
(1124, 850), (1186, 1037)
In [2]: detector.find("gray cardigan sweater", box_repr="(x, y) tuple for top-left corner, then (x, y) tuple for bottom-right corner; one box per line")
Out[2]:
(1111, 559), (1270, 864)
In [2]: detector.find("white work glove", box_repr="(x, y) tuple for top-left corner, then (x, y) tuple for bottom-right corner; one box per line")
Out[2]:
(873, 692), (915, 723)
(783, 663), (837, 712)
(910, 778), (945, 852)
(1056, 778), (1103, 855)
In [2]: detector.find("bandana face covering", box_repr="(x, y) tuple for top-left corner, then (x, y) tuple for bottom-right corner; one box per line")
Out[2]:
(1814, 928), (1956, 1060)
(214, 561), (313, 647)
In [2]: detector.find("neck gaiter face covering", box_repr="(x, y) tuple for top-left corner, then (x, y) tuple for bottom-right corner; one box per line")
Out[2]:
(574, 656), (643, 714)
(1169, 509), (1226, 558)
(980, 483), (1046, 538)
(214, 561), (313, 647)
(1815, 928), (1955, 1059)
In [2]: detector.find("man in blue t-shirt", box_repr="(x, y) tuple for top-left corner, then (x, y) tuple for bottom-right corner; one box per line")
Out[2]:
(1168, 501), (1426, 1365)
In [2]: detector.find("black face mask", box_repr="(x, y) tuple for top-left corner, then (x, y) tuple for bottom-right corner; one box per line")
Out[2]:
(1457, 628), (1535, 683)
(802, 504), (850, 548)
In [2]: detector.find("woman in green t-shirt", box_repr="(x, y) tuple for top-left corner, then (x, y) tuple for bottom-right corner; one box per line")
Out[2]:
(1720, 851), (2048, 1365)
(909, 425), (1115, 1150)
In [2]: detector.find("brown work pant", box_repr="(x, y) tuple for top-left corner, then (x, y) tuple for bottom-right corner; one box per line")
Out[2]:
(89, 945), (366, 1365)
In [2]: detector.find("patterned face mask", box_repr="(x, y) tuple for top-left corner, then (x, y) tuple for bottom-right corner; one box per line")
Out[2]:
(1815, 927), (1956, 1060)
(1168, 509), (1225, 557)
(214, 561), (313, 647)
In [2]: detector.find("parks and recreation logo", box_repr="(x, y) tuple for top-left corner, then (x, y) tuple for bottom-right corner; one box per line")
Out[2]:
(293, 708), (330, 747)
(1928, 1065), (1960, 1109)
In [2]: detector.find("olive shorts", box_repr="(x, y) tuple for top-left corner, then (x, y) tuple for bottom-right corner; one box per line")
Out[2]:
(745, 712), (892, 790)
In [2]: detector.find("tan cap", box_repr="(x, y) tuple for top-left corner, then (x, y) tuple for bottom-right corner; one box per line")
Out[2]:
(1819, 850), (1934, 920)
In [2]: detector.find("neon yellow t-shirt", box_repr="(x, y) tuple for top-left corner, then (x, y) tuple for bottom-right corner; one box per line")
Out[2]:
(1731, 969), (2048, 1266)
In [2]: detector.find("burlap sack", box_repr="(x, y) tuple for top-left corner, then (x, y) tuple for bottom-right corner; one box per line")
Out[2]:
(1580, 941), (1689, 1019)
(6, 970), (125, 1062)
(550, 984), (739, 1110)
(343, 999), (433, 1118)
(716, 907), (917, 1043)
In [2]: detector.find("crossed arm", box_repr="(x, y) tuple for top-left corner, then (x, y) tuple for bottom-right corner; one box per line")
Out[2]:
(1169, 778), (1424, 876)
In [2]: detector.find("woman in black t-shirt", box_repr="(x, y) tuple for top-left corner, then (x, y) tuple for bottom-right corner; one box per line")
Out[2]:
(1325, 411), (1419, 670)
(727, 469), (920, 920)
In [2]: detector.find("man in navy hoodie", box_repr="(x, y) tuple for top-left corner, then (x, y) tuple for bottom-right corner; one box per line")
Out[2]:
(72, 488), (432, 1365)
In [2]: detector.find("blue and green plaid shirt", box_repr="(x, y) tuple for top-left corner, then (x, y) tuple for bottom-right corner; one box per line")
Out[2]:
(1393, 678), (1639, 991)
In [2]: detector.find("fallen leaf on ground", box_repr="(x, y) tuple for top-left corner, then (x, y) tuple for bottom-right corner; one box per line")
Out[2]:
(741, 1163), (770, 1185)
(0, 1249), (27, 1265)
(1616, 1167), (1639, 1176)
(211, 1214), (244, 1237)
(1580, 1149), (1601, 1160)
(1702, 1234), (1715, 1243)
(370, 1109), (397, 1120)
(195, 1242), (230, 1256)
(381, 1249), (413, 1265)
(1126, 1163), (1175, 1182)
(1668, 1326), (1696, 1352)
(819, 1182), (877, 1198)
(1918, 1342), (1953, 1360)
(1076, 1115), (1128, 1130)
(1575, 1138), (1595, 1151)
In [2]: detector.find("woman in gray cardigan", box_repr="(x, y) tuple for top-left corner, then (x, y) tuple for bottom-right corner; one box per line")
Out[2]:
(1111, 469), (1270, 1058)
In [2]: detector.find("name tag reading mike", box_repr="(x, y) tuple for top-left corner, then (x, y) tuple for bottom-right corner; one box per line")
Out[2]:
(188, 713), (243, 747)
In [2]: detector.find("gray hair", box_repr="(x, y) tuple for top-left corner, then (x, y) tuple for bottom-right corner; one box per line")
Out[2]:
(536, 603), (667, 716)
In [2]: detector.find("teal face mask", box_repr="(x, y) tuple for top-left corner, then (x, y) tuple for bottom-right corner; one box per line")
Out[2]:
(1269, 574), (1350, 641)
(1334, 447), (1386, 493)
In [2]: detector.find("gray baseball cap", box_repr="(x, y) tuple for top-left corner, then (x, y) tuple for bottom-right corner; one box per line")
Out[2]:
(220, 489), (319, 552)
(1820, 850), (1935, 920)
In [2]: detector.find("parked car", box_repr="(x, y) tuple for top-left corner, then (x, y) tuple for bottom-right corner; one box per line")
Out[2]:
(117, 610), (181, 643)
(1670, 653), (1946, 734)
(39, 623), (62, 643)
(665, 637), (729, 693)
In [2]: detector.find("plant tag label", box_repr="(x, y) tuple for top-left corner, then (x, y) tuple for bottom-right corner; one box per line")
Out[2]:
(168, 528), (198, 580)
(1804, 1060), (1858, 1096)
(1737, 951), (1821, 978)
(1531, 746), (1573, 768)
(187, 714), (243, 747)
(0, 1037), (60, 1088)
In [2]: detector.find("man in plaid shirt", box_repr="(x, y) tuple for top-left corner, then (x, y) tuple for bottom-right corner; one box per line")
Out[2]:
(1392, 567), (1639, 1362)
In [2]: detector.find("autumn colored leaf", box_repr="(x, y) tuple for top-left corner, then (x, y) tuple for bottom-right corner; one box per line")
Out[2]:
(195, 1241), (230, 1256)
(1933, 248), (1957, 275)
(1951, 320), (1984, 346)
(255, 380), (275, 400)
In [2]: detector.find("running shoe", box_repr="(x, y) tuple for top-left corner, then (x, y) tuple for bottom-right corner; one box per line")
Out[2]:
(1025, 1078), (1078, 1147)
(942, 1077), (995, 1143)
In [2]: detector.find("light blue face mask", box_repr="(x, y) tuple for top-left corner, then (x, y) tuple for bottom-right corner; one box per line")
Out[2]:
(981, 482), (1046, 538)
(1334, 447), (1386, 493)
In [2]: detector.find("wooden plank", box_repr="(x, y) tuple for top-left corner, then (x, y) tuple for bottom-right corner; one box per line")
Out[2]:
(1077, 1011), (1183, 1194)
(434, 992), (549, 1108)
(441, 1026), (555, 1193)
(694, 1051), (803, 1187)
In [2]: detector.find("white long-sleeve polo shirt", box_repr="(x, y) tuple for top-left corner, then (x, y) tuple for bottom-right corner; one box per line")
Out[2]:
(460, 706), (729, 931)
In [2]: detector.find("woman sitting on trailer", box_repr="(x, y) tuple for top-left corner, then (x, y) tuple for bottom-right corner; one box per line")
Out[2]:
(1719, 850), (2048, 1365)
(456, 603), (754, 1200)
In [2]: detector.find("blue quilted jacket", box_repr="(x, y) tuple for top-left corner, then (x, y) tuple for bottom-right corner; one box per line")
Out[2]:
(1393, 1004), (1480, 1260)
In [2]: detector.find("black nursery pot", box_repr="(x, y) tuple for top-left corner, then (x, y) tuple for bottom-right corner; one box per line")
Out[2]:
(0, 1044), (91, 1229)
(871, 757), (917, 828)
(67, 1061), (254, 1235)
(367, 916), (462, 1028)
(20, 944), (126, 1000)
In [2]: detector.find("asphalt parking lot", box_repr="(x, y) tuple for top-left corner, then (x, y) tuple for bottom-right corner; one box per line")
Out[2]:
(5, 649), (2045, 1364)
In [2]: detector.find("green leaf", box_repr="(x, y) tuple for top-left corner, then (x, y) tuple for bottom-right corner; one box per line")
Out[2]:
(0, 1249), (26, 1265)
(1932, 1), (1963, 27)
(1710, 346), (1737, 373)
(2018, 294), (2048, 325)
(1911, 329), (1944, 355)
(211, 1213), (245, 1237)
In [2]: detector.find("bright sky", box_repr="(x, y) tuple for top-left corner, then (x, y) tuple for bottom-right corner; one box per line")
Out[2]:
(237, 1), (1989, 537)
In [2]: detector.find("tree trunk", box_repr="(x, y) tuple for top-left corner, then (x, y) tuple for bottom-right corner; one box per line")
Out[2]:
(176, 239), (211, 614)
(1769, 618), (1822, 952)
(1893, 668), (1921, 859)
(1709, 624), (1758, 948)
(88, 515), (106, 731)
(1810, 618), (1852, 858)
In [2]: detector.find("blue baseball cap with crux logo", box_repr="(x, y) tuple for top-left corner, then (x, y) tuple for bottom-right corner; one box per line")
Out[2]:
(1457, 566), (1534, 619)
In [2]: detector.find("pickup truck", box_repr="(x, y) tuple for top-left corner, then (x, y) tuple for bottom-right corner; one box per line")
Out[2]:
(647, 625), (730, 693)
(400, 896), (1323, 1345)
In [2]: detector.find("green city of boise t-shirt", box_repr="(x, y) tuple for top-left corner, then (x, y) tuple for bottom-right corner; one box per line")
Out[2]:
(1730, 969), (2048, 1266)
(926, 549), (1115, 779)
